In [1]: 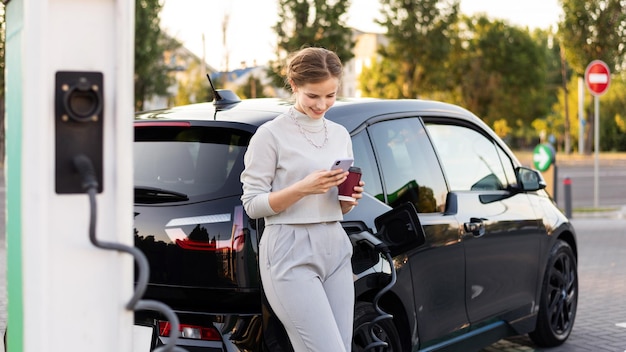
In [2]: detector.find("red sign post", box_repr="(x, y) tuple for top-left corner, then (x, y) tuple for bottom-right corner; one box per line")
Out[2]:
(584, 60), (611, 208)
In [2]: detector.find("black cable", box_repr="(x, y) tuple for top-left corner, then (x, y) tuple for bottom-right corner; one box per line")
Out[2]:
(364, 251), (397, 352)
(84, 184), (148, 309)
(73, 155), (187, 352)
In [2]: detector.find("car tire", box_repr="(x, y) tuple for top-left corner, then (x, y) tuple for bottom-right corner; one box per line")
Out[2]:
(352, 301), (402, 352)
(529, 240), (578, 347)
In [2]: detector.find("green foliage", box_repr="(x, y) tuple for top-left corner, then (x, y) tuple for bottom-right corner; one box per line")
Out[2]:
(598, 75), (626, 151)
(269, 0), (355, 89)
(359, 58), (401, 98)
(373, 0), (460, 98)
(534, 29), (569, 111)
(2, 1), (626, 152)
(534, 77), (575, 152)
(359, 11), (567, 148)
(134, 0), (178, 111)
(236, 75), (268, 99)
(453, 16), (548, 132)
(559, 0), (626, 75)
(541, 73), (626, 153)
(173, 60), (211, 106)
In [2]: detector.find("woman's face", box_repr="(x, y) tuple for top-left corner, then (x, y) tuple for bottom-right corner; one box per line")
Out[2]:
(292, 77), (339, 119)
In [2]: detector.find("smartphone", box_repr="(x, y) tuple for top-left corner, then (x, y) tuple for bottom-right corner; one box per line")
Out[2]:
(330, 158), (354, 171)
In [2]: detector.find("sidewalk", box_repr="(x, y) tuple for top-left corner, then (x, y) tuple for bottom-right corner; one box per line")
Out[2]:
(573, 205), (626, 219)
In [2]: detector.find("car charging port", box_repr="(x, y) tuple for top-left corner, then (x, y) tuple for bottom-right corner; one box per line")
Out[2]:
(55, 71), (104, 194)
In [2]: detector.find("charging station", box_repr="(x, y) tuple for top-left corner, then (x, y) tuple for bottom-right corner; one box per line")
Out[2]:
(5, 0), (135, 351)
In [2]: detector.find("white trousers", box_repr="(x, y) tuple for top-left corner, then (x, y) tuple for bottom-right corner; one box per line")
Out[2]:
(259, 222), (355, 352)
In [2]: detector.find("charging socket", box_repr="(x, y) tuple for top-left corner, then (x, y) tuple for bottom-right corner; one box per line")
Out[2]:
(55, 71), (104, 194)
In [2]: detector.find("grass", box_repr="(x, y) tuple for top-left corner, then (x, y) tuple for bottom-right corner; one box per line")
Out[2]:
(571, 207), (620, 213)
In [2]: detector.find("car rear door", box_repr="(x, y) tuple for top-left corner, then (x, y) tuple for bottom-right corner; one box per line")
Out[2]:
(424, 119), (544, 325)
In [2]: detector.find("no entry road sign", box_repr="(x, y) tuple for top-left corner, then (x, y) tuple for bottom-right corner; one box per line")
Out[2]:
(585, 60), (610, 96)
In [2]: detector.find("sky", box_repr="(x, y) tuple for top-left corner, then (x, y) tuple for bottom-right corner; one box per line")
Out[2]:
(160, 0), (562, 71)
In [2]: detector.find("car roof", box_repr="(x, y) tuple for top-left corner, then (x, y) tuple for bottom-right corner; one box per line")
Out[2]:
(135, 95), (482, 133)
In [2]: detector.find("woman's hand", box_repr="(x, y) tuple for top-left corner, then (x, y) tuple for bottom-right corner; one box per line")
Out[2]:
(300, 169), (349, 195)
(268, 169), (347, 213)
(340, 180), (365, 214)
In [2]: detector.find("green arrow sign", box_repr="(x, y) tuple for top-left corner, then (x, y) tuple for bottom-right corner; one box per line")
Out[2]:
(533, 144), (554, 172)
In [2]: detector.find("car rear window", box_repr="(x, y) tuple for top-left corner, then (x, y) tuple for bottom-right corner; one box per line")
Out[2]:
(134, 125), (251, 198)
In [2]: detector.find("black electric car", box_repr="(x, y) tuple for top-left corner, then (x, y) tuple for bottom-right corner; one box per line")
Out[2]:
(132, 91), (578, 351)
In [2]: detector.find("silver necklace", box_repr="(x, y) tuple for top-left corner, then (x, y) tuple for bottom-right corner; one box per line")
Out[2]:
(289, 108), (329, 149)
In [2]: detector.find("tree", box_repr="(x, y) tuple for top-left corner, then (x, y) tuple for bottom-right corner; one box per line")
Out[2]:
(269, 0), (355, 88)
(533, 29), (571, 134)
(559, 0), (626, 152)
(173, 59), (211, 106)
(374, 0), (460, 98)
(598, 75), (626, 151)
(359, 58), (401, 99)
(536, 76), (579, 152)
(236, 75), (268, 99)
(134, 0), (177, 111)
(559, 0), (626, 75)
(530, 28), (571, 151)
(452, 16), (548, 146)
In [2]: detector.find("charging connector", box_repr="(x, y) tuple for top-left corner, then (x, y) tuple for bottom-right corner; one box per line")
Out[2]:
(350, 231), (390, 254)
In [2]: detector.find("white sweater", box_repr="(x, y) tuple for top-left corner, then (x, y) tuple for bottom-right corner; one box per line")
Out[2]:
(241, 107), (353, 224)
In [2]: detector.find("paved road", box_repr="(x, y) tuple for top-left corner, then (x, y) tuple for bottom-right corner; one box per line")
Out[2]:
(518, 153), (626, 211)
(554, 160), (626, 210)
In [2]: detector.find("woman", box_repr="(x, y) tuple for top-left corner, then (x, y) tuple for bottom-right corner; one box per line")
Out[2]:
(240, 47), (364, 351)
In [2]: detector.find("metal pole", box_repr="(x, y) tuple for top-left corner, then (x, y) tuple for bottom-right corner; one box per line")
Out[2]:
(594, 96), (600, 208)
(578, 77), (584, 154)
(553, 164), (558, 204)
(564, 177), (572, 218)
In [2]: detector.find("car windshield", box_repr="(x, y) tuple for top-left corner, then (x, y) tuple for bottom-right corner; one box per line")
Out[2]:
(134, 125), (250, 199)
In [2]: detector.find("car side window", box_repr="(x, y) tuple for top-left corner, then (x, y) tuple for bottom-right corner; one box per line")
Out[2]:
(368, 118), (448, 213)
(425, 123), (512, 191)
(351, 131), (384, 201)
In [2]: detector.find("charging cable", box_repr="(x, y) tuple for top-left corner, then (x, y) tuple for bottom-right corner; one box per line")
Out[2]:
(365, 250), (397, 352)
(73, 154), (187, 352)
(350, 231), (397, 352)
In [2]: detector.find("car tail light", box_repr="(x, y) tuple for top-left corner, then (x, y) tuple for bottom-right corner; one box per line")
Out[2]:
(158, 321), (222, 341)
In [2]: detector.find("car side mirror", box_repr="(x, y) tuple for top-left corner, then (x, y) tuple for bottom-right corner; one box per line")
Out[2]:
(516, 166), (546, 192)
(374, 202), (426, 257)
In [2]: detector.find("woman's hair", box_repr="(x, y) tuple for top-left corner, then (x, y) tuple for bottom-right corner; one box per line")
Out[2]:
(286, 47), (343, 88)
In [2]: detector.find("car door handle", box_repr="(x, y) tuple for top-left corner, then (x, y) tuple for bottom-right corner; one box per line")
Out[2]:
(464, 217), (486, 237)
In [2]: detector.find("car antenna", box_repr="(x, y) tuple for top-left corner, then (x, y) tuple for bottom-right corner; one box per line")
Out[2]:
(206, 73), (241, 118)
(206, 73), (222, 101)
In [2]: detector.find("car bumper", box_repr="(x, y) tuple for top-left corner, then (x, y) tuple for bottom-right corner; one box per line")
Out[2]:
(134, 313), (264, 352)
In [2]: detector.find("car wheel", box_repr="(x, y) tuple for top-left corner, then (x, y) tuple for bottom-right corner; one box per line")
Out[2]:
(352, 301), (402, 352)
(529, 240), (578, 347)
